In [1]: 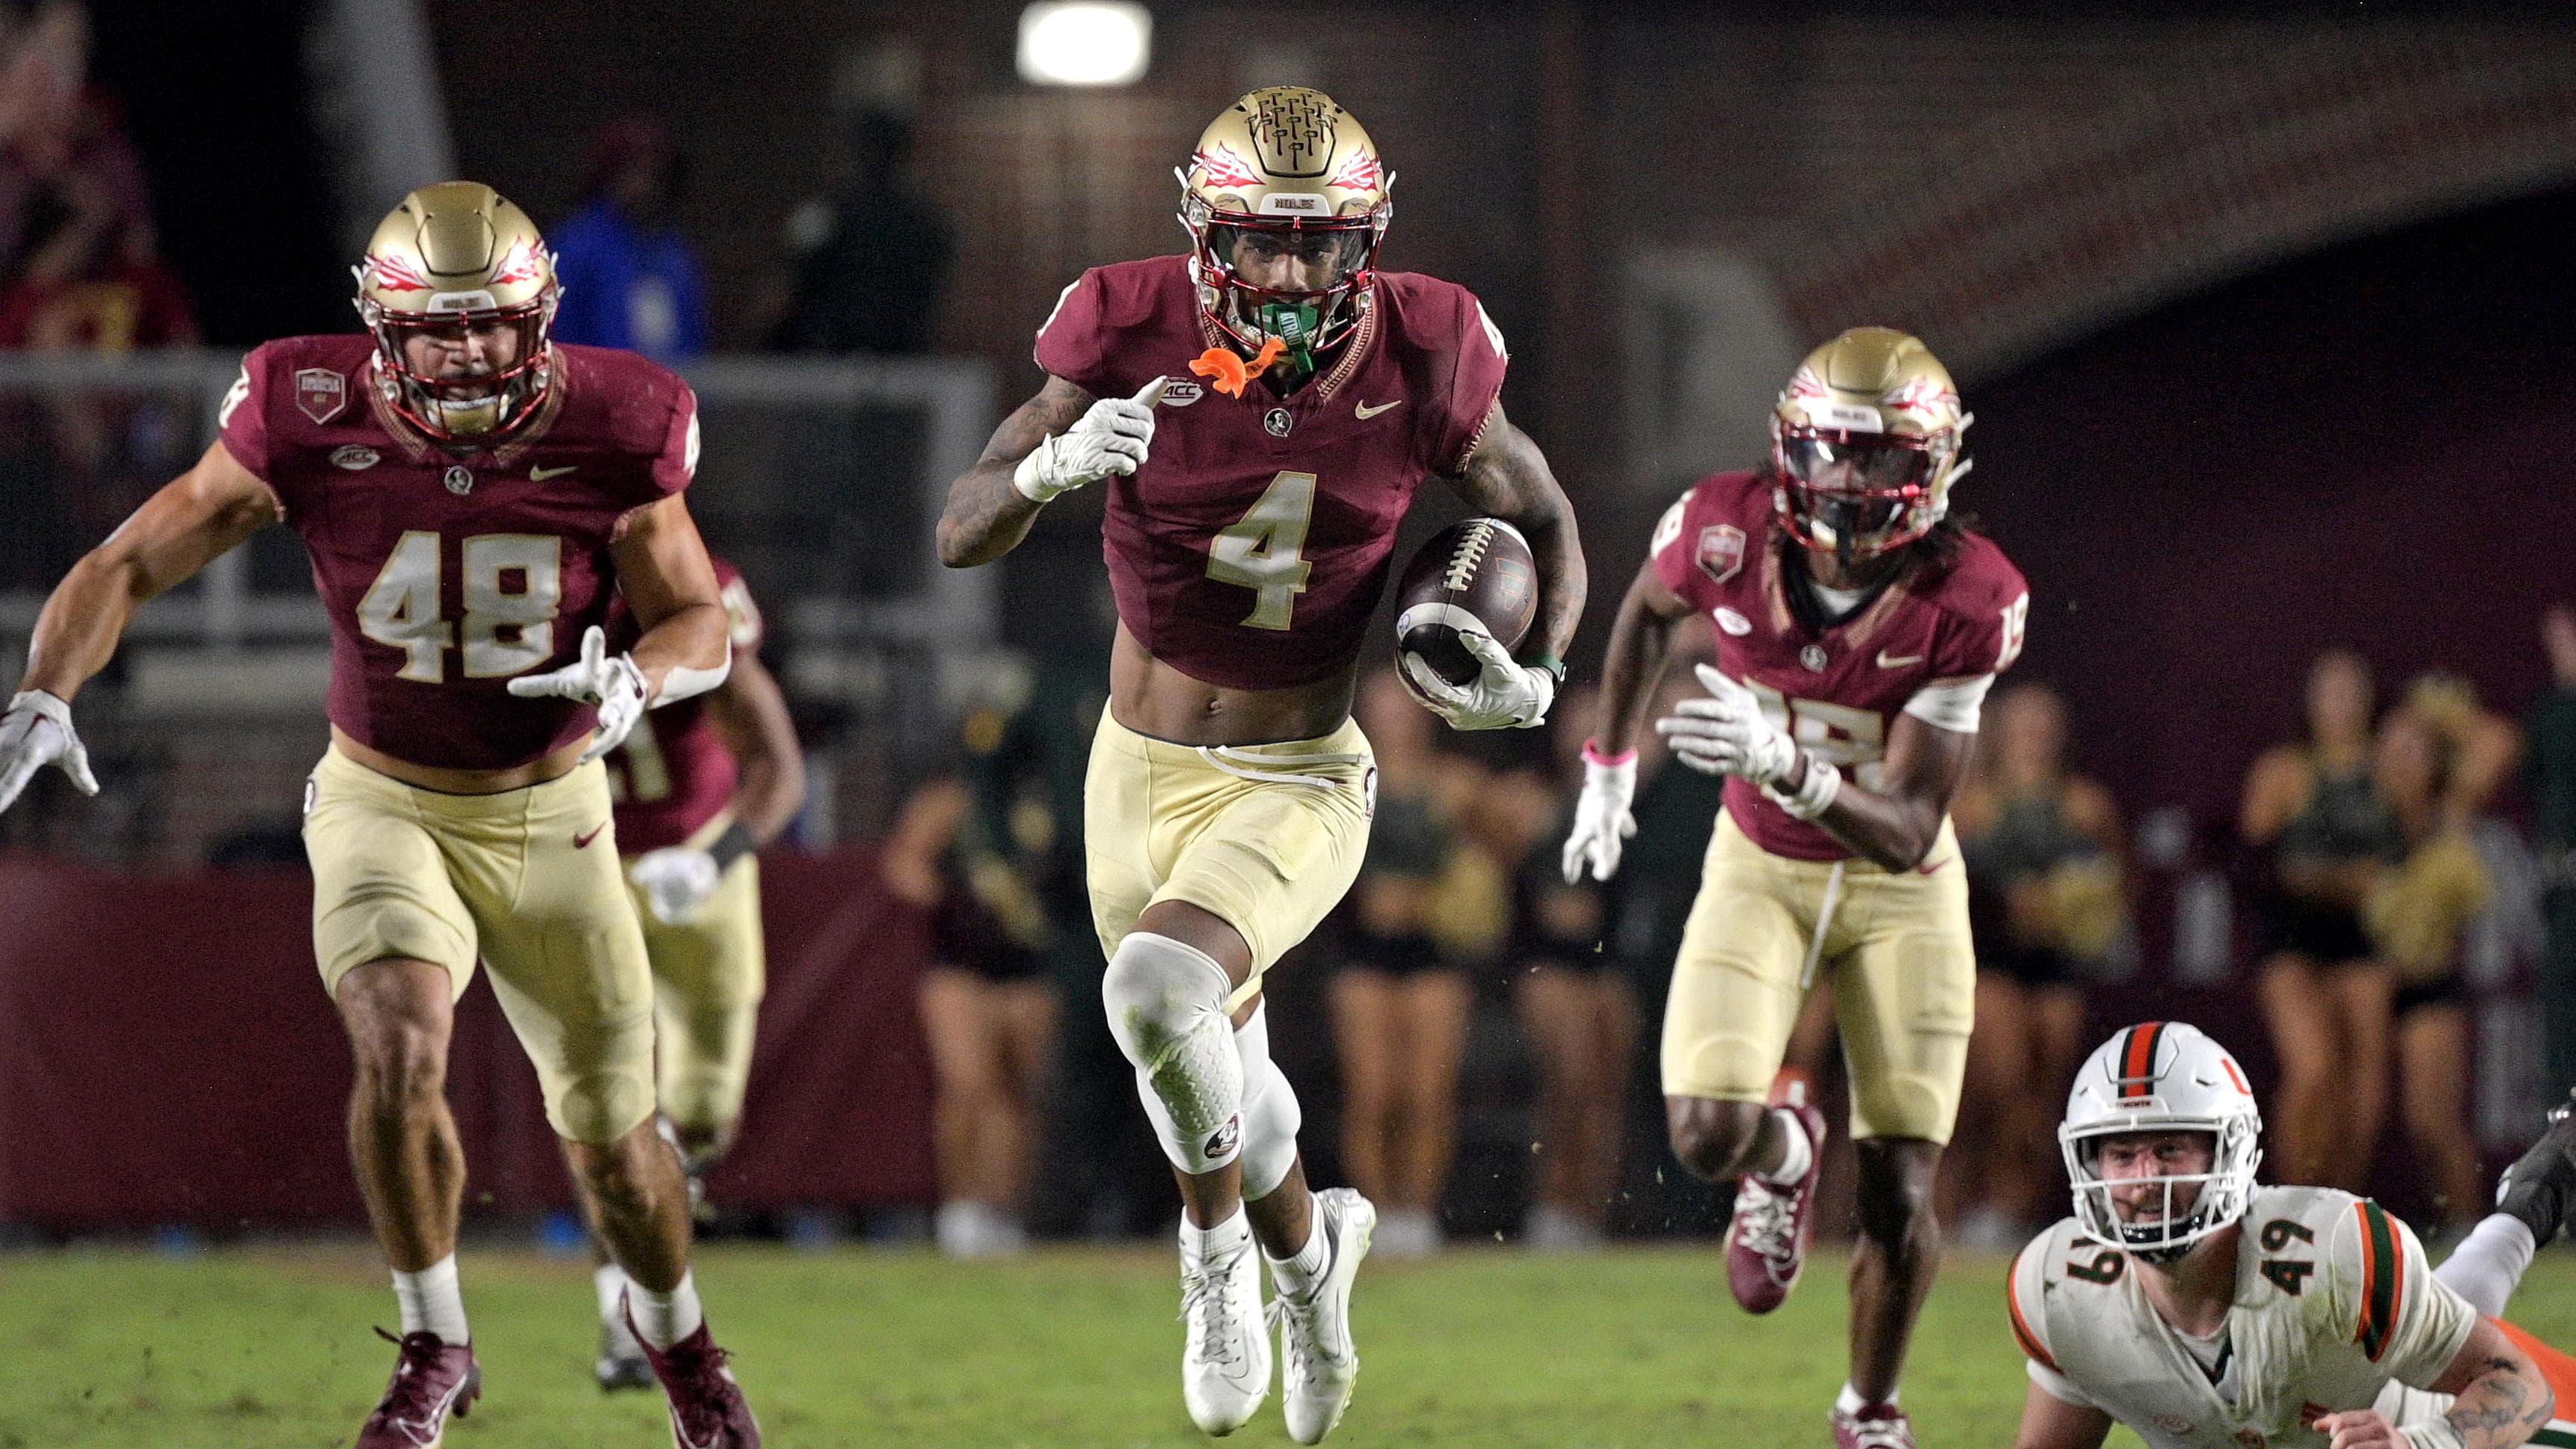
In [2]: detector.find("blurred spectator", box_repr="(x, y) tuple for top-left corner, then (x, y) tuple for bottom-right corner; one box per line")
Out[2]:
(1330, 669), (1503, 1258)
(547, 115), (709, 363)
(1942, 682), (2124, 1249)
(0, 173), (194, 349)
(2535, 607), (2576, 1101)
(2242, 649), (2407, 1192)
(883, 720), (1064, 1257)
(0, 3), (153, 283)
(1508, 685), (1638, 1251)
(764, 108), (952, 355)
(2370, 674), (2519, 1231)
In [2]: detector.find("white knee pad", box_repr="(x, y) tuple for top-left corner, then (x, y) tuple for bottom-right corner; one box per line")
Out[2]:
(1103, 932), (1245, 1174)
(1234, 1002), (1303, 1201)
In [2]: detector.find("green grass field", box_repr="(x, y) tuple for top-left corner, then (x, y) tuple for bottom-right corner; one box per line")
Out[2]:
(7, 1243), (2576, 1448)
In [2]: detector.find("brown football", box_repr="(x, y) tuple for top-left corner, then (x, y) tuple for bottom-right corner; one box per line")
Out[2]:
(1393, 517), (1539, 688)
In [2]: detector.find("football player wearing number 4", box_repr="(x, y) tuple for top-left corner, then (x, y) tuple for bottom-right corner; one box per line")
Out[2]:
(2008, 1021), (2576, 1449)
(936, 88), (1583, 1443)
(1564, 328), (2028, 1449)
(0, 183), (759, 1448)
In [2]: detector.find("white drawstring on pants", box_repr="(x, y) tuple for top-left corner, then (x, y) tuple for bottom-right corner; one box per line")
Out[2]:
(1800, 861), (1848, 993)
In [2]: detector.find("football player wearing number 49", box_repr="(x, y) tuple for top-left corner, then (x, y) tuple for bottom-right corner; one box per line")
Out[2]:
(936, 87), (1583, 1442)
(2008, 1021), (2576, 1449)
(0, 183), (760, 1448)
(1563, 328), (2028, 1449)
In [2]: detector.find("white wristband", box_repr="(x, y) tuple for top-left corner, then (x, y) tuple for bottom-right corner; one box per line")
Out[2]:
(1012, 440), (1067, 503)
(1764, 755), (1841, 820)
(653, 648), (729, 706)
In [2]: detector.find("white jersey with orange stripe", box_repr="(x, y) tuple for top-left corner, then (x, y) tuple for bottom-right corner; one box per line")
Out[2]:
(2008, 1186), (2478, 1448)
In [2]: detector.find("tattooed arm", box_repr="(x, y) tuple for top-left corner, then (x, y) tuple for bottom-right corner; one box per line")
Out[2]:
(2316, 1318), (2554, 1448)
(935, 376), (1094, 569)
(2430, 1319), (2554, 1449)
(1444, 400), (1586, 664)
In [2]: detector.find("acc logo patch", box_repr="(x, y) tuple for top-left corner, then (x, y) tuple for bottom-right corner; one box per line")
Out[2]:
(1695, 524), (1746, 585)
(1160, 379), (1205, 408)
(2153, 1416), (2194, 1436)
(294, 368), (347, 424)
(1712, 607), (1752, 636)
(329, 445), (380, 471)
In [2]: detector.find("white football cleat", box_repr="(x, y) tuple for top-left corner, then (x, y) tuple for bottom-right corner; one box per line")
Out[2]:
(1180, 1224), (1271, 1435)
(1273, 1187), (1376, 1445)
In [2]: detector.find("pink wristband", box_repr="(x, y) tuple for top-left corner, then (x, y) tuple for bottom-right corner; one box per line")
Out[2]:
(1582, 741), (1637, 768)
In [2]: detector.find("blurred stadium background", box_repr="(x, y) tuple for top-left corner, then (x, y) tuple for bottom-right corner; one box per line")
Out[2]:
(6, 0), (2576, 1441)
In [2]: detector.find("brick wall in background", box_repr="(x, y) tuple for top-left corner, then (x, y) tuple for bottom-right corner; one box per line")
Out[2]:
(433, 7), (2576, 559)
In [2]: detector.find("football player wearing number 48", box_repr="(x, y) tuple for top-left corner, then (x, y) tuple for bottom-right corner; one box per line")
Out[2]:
(0, 183), (760, 1448)
(1563, 328), (2028, 1449)
(936, 87), (1583, 1443)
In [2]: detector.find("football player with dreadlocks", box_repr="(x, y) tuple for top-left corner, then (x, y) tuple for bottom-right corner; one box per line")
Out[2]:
(2008, 1020), (2576, 1449)
(0, 183), (759, 1448)
(936, 87), (1584, 1442)
(1563, 328), (2026, 1448)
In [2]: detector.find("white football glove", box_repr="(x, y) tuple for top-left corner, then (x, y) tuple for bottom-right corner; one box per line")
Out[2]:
(1013, 377), (1166, 502)
(0, 690), (99, 814)
(506, 625), (648, 765)
(1655, 662), (1798, 783)
(1403, 631), (1556, 731)
(629, 845), (723, 925)
(1560, 747), (1638, 883)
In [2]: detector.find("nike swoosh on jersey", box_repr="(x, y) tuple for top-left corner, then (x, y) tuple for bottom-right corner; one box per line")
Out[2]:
(1875, 651), (1925, 668)
(1354, 399), (1403, 420)
(529, 464), (578, 480)
(574, 823), (607, 849)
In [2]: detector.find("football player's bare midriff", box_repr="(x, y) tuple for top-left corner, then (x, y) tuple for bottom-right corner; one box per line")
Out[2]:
(332, 723), (589, 795)
(1108, 622), (1358, 747)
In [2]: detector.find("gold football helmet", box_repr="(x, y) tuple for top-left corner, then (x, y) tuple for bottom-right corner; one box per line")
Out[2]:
(1177, 87), (1392, 360)
(352, 182), (559, 443)
(1770, 327), (1971, 563)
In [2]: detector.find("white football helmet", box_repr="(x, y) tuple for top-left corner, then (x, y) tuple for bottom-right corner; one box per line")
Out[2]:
(2058, 1021), (2263, 1263)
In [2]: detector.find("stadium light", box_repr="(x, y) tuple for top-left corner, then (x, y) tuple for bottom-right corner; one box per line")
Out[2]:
(1017, 2), (1152, 87)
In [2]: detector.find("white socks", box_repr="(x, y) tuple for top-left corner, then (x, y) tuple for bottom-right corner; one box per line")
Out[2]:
(1268, 1209), (1331, 1297)
(1183, 1205), (1254, 1263)
(1760, 1107), (1814, 1187)
(1836, 1383), (1895, 1415)
(2435, 1213), (2537, 1319)
(393, 1254), (469, 1344)
(628, 1269), (705, 1349)
(595, 1262), (631, 1320)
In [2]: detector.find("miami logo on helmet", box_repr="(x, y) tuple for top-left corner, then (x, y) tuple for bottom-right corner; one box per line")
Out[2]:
(1192, 144), (1264, 191)
(1328, 150), (1382, 191)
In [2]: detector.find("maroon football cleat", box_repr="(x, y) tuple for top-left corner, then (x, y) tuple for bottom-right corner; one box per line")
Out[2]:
(1725, 1082), (1827, 1314)
(1830, 1400), (1918, 1449)
(355, 1327), (480, 1449)
(632, 1313), (762, 1449)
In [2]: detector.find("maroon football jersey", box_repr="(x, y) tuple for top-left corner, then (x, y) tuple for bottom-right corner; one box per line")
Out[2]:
(218, 336), (699, 771)
(1651, 471), (2030, 862)
(1033, 254), (1509, 690)
(603, 556), (763, 853)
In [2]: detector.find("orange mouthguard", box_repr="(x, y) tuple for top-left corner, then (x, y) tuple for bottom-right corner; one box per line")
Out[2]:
(1188, 339), (1288, 398)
